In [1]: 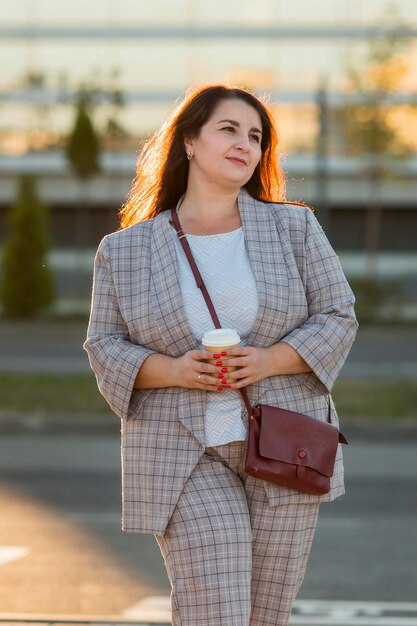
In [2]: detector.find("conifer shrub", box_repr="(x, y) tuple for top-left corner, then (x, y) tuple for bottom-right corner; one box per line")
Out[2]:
(1, 174), (54, 318)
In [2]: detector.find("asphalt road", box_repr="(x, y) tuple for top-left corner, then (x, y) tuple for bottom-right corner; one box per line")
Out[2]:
(0, 432), (416, 616)
(1, 320), (417, 378)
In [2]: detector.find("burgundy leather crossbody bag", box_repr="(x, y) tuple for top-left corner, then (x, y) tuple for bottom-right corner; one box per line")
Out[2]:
(170, 208), (348, 495)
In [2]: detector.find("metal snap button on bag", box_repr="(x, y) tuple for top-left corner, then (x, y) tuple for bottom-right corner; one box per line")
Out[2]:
(170, 207), (348, 496)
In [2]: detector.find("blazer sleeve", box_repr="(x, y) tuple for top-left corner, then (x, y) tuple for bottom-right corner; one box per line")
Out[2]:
(83, 236), (156, 420)
(280, 207), (359, 393)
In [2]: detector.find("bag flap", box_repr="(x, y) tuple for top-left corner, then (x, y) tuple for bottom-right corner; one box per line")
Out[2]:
(258, 404), (340, 478)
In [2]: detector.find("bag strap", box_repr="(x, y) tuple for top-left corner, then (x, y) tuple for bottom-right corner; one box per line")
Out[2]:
(170, 207), (254, 417)
(170, 206), (334, 427)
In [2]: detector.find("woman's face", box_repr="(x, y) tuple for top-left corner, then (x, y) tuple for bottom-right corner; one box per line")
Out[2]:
(184, 98), (263, 190)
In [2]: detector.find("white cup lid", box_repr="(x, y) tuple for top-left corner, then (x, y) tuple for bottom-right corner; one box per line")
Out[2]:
(202, 328), (241, 347)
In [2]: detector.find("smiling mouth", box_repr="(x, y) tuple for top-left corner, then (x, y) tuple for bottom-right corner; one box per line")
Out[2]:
(227, 157), (247, 165)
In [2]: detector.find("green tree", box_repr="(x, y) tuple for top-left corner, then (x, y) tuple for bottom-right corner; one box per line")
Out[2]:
(65, 89), (101, 254)
(1, 174), (54, 318)
(344, 22), (413, 278)
(66, 91), (101, 181)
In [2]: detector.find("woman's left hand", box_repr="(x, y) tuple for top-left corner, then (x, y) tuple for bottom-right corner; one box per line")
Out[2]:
(210, 346), (273, 389)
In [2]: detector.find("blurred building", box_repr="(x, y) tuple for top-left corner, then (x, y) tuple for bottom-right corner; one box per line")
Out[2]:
(0, 1), (416, 302)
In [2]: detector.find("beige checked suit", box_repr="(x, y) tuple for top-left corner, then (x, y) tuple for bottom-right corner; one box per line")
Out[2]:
(84, 187), (358, 624)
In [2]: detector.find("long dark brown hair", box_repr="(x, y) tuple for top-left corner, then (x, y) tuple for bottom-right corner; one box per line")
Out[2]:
(119, 83), (287, 228)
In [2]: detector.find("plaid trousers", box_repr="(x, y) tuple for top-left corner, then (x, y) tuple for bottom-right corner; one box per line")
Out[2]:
(155, 439), (319, 626)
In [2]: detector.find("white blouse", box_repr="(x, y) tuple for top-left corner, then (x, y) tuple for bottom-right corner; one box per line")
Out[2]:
(171, 199), (259, 446)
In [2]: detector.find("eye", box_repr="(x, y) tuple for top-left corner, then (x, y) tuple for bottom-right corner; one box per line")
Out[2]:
(221, 127), (260, 143)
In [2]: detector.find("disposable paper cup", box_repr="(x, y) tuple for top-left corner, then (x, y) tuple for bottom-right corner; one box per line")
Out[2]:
(202, 328), (241, 371)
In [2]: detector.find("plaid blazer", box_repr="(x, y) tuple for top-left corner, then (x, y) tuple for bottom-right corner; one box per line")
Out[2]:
(84, 187), (358, 534)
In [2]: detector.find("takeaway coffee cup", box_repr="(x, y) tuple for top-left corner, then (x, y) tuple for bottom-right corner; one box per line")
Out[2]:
(202, 328), (241, 371)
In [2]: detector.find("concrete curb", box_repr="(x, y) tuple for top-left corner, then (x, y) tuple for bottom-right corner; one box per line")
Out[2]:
(1, 412), (417, 441)
(342, 419), (417, 442)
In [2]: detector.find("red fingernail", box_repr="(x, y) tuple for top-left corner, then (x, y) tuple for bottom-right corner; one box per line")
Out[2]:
(221, 379), (227, 384)
(216, 361), (222, 366)
(221, 367), (228, 373)
(225, 385), (231, 388)
(213, 353), (220, 359)
(221, 351), (227, 356)
(217, 386), (224, 391)
(217, 373), (223, 379)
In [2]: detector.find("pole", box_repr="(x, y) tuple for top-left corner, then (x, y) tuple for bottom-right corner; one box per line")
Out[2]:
(315, 83), (330, 235)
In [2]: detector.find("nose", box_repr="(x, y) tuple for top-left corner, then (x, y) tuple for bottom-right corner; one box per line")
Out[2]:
(236, 140), (250, 152)
(235, 136), (250, 151)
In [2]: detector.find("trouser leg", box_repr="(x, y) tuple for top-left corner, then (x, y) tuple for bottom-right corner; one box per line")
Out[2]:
(155, 447), (252, 626)
(155, 439), (319, 626)
(212, 440), (320, 626)
(248, 496), (319, 625)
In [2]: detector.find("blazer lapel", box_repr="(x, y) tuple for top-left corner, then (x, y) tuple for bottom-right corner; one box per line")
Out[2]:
(150, 210), (206, 444)
(237, 188), (290, 404)
(151, 189), (289, 352)
(150, 210), (198, 357)
(150, 188), (291, 432)
(238, 188), (290, 346)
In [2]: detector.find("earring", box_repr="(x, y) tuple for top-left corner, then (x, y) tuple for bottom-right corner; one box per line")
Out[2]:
(187, 152), (193, 160)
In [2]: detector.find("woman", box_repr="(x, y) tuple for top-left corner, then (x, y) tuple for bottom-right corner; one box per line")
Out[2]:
(84, 83), (358, 626)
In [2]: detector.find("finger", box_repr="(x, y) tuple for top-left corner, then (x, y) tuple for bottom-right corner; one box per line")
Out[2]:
(198, 378), (228, 393)
(228, 377), (252, 388)
(196, 372), (223, 387)
(202, 370), (232, 387)
(199, 362), (225, 375)
(210, 368), (236, 384)
(192, 350), (215, 360)
(226, 367), (248, 380)
(193, 352), (231, 375)
(222, 356), (246, 368)
(224, 346), (251, 357)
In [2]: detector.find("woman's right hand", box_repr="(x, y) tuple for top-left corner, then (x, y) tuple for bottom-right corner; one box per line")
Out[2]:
(173, 349), (231, 391)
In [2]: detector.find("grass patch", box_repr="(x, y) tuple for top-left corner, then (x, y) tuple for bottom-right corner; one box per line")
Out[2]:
(332, 379), (417, 420)
(0, 372), (112, 415)
(0, 374), (416, 421)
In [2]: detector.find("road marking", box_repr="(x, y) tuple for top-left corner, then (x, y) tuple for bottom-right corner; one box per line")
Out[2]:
(123, 597), (417, 625)
(290, 615), (417, 626)
(295, 600), (417, 612)
(0, 546), (30, 566)
(123, 595), (171, 620)
(292, 600), (417, 625)
(290, 618), (417, 625)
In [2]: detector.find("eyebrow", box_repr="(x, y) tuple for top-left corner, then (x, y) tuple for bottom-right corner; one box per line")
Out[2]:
(216, 119), (262, 135)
